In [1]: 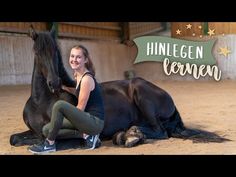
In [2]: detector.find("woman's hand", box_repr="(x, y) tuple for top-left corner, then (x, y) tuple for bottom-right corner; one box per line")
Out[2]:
(61, 85), (67, 91)
(61, 85), (76, 96)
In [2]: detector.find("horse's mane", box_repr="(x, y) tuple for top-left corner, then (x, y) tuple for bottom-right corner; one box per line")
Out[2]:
(33, 33), (57, 57)
(57, 43), (76, 87)
(34, 32), (76, 87)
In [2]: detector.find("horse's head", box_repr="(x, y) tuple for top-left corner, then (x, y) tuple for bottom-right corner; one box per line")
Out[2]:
(29, 25), (62, 93)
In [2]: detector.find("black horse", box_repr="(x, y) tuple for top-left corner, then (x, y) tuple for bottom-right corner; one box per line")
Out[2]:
(10, 26), (228, 148)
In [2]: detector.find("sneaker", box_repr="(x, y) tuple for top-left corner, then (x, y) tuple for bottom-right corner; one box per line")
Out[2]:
(28, 140), (56, 154)
(84, 134), (101, 150)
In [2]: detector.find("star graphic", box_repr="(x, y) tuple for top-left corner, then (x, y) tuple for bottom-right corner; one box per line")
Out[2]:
(207, 29), (215, 36)
(176, 29), (181, 35)
(198, 25), (202, 29)
(218, 47), (231, 57)
(186, 24), (192, 29)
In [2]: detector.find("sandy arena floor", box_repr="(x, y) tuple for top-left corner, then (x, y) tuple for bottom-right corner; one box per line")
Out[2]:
(1, 80), (236, 155)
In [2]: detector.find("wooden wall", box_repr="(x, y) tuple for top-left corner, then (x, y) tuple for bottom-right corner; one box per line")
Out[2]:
(0, 35), (134, 85)
(0, 22), (122, 42)
(58, 22), (122, 41)
(0, 35), (34, 85)
(3, 22), (236, 84)
(0, 22), (47, 33)
(0, 22), (167, 42)
(2, 33), (236, 84)
(128, 22), (166, 40)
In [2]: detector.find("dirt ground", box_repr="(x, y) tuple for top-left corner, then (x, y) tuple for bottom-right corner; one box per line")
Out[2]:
(1, 80), (236, 155)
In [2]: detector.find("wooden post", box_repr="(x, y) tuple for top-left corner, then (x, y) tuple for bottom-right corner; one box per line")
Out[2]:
(120, 22), (130, 43)
(203, 22), (208, 35)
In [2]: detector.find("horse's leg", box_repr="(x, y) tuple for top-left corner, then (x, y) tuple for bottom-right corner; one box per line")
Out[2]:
(112, 131), (126, 145)
(9, 100), (46, 146)
(10, 130), (42, 146)
(130, 80), (166, 138)
(135, 99), (168, 139)
(163, 108), (186, 137)
(124, 126), (146, 147)
(112, 126), (147, 147)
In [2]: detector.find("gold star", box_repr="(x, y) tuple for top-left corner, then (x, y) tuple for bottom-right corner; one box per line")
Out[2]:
(186, 24), (192, 29)
(199, 35), (203, 38)
(192, 33), (196, 36)
(207, 29), (215, 36)
(198, 25), (202, 29)
(176, 29), (181, 35)
(218, 47), (231, 57)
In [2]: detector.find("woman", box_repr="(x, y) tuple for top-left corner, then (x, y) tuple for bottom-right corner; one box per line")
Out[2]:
(28, 45), (104, 154)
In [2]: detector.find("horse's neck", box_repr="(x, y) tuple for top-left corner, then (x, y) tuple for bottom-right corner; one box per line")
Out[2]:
(30, 57), (75, 103)
(58, 57), (76, 87)
(31, 65), (51, 103)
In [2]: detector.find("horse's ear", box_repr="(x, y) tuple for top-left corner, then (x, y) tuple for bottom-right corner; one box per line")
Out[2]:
(50, 24), (57, 39)
(28, 25), (38, 40)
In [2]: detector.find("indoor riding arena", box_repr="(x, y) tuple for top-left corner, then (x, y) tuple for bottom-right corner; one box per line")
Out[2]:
(1, 22), (236, 154)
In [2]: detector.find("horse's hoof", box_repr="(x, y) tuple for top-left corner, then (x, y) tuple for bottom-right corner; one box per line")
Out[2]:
(125, 136), (140, 147)
(123, 126), (146, 147)
(125, 126), (146, 139)
(112, 131), (126, 145)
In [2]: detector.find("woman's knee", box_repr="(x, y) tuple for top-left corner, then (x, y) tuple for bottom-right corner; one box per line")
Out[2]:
(53, 100), (67, 111)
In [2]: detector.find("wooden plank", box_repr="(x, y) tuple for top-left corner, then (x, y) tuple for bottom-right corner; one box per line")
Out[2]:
(58, 32), (121, 42)
(0, 27), (28, 34)
(130, 26), (165, 38)
(59, 22), (122, 31)
(129, 22), (165, 39)
(58, 23), (121, 40)
(0, 22), (47, 34)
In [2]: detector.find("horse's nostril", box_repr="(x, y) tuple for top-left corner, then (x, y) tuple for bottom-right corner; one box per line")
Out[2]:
(48, 81), (54, 92)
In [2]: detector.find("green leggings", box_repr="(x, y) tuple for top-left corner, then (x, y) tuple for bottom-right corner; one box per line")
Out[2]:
(43, 100), (104, 141)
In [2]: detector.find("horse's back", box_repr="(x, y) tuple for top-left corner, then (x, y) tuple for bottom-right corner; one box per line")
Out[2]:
(99, 77), (176, 139)
(100, 80), (138, 139)
(130, 77), (175, 118)
(101, 77), (176, 118)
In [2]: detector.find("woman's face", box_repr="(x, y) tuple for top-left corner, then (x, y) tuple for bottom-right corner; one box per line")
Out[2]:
(69, 48), (87, 70)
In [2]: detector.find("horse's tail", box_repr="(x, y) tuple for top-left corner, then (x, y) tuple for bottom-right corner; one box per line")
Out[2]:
(168, 108), (230, 143)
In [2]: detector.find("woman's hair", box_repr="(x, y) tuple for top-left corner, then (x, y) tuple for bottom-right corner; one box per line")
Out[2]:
(71, 45), (95, 76)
